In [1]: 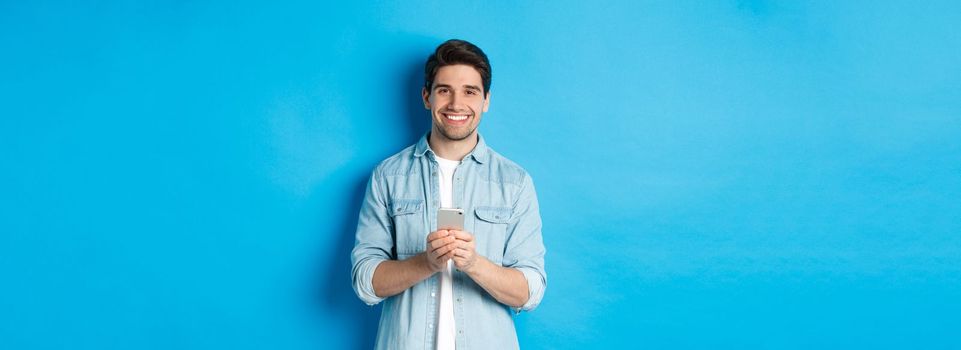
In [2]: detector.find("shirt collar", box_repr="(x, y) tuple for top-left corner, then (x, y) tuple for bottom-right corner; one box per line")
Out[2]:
(414, 132), (489, 164)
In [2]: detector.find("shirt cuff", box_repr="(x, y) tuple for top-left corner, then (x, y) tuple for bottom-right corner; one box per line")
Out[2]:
(512, 266), (545, 314)
(354, 258), (387, 306)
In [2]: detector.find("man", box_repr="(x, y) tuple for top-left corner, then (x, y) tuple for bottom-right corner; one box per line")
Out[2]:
(350, 39), (547, 349)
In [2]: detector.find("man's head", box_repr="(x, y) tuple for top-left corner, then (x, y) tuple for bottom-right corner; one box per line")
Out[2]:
(422, 39), (491, 142)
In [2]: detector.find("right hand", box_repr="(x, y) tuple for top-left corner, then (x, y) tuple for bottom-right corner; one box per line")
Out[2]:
(424, 229), (457, 272)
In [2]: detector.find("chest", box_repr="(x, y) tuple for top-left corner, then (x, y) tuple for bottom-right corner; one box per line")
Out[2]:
(384, 166), (515, 264)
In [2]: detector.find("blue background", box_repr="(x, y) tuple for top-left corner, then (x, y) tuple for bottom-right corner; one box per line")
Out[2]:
(2, 1), (960, 349)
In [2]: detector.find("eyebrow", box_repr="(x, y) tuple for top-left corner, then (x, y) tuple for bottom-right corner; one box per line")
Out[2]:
(434, 84), (482, 91)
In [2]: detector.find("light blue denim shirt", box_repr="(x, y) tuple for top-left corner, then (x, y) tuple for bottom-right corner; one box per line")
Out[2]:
(351, 133), (547, 350)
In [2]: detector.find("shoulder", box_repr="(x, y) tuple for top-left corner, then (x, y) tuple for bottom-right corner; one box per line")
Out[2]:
(371, 144), (419, 178)
(483, 148), (532, 187)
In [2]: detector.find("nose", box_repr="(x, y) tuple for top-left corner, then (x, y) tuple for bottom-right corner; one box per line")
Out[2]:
(447, 91), (463, 110)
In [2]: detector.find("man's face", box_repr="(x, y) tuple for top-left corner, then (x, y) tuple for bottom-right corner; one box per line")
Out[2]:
(422, 64), (490, 142)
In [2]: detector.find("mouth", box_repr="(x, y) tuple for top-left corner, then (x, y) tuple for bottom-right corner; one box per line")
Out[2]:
(441, 112), (471, 125)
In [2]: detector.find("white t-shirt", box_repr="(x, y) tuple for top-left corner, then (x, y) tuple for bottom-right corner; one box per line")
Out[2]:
(435, 156), (460, 350)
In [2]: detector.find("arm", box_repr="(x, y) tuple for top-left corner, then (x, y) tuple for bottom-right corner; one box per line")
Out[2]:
(350, 169), (395, 305)
(371, 254), (434, 298)
(453, 174), (547, 312)
(351, 167), (462, 303)
(457, 252), (531, 308)
(372, 230), (458, 297)
(501, 174), (547, 312)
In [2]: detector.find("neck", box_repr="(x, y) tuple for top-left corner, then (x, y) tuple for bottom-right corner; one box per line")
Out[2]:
(428, 130), (478, 161)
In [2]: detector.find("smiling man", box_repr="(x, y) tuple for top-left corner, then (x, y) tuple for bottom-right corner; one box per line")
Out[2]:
(351, 39), (547, 349)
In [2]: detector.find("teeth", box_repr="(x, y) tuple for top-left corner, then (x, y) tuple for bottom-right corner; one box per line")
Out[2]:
(446, 115), (468, 121)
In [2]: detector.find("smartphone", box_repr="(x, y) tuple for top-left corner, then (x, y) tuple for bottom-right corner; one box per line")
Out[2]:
(437, 208), (464, 230)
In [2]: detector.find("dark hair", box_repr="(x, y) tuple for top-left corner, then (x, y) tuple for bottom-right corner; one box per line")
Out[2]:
(424, 39), (491, 95)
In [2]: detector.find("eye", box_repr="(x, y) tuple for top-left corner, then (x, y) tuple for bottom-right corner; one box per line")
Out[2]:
(466, 90), (476, 95)
(438, 88), (450, 94)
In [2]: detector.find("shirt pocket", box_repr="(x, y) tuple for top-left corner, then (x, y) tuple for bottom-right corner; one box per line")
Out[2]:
(473, 206), (512, 264)
(388, 199), (425, 256)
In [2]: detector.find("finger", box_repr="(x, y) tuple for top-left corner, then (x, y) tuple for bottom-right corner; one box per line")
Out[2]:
(430, 236), (457, 252)
(456, 240), (475, 252)
(426, 230), (449, 242)
(450, 230), (474, 242)
(435, 249), (454, 264)
(429, 236), (446, 249)
(452, 247), (472, 258)
(432, 247), (452, 262)
(433, 241), (457, 256)
(451, 252), (471, 266)
(450, 239), (473, 251)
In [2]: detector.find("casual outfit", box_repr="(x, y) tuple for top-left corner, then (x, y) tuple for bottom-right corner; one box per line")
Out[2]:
(351, 133), (546, 350)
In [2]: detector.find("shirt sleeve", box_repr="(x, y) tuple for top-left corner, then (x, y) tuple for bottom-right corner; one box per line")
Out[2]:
(350, 168), (394, 306)
(502, 174), (547, 313)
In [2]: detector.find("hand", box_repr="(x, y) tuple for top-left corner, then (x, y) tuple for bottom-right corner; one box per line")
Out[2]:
(449, 230), (480, 273)
(425, 229), (457, 272)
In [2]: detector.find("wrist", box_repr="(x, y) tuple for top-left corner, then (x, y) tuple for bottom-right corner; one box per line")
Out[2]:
(461, 255), (488, 277)
(411, 252), (432, 275)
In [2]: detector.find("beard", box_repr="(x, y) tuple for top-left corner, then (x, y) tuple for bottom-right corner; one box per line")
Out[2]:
(434, 120), (477, 141)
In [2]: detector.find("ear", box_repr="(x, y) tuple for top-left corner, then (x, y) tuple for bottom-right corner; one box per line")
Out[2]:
(482, 91), (491, 113)
(422, 87), (431, 110)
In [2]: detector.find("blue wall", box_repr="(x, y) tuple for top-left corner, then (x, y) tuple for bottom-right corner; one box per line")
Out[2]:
(2, 1), (960, 349)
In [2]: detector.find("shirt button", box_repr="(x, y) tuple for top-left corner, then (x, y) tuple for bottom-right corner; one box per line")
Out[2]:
(431, 292), (435, 297)
(456, 298), (462, 302)
(429, 324), (433, 328)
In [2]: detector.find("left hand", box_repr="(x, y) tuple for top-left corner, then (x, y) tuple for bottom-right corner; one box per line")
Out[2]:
(449, 230), (480, 273)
